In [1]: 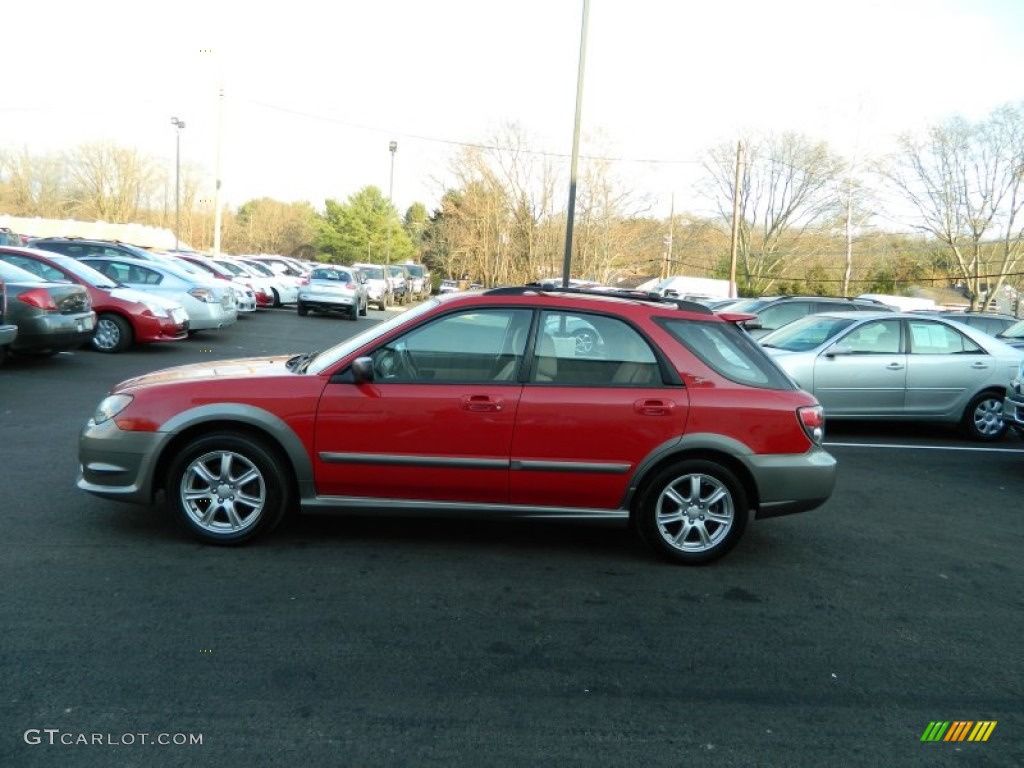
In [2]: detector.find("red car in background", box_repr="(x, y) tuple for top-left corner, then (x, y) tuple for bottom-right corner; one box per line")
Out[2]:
(0, 246), (189, 353)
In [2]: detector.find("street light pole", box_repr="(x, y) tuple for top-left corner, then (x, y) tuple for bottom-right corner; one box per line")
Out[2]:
(386, 140), (397, 265)
(170, 117), (186, 251)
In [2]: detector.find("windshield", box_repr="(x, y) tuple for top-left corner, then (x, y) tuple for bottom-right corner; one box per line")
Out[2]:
(46, 253), (119, 288)
(998, 318), (1024, 340)
(758, 314), (858, 351)
(405, 264), (425, 278)
(724, 297), (776, 313)
(306, 299), (440, 375)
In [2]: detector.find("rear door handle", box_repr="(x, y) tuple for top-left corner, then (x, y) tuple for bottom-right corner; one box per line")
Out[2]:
(460, 394), (504, 412)
(885, 363), (905, 370)
(634, 398), (675, 416)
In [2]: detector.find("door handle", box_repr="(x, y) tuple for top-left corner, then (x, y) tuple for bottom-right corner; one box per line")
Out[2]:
(885, 363), (905, 370)
(970, 362), (990, 369)
(460, 394), (504, 412)
(634, 398), (674, 416)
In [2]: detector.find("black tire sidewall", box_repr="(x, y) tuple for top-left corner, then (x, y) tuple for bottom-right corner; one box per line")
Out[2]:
(93, 313), (132, 353)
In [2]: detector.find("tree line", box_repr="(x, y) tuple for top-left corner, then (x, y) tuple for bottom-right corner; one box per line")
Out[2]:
(2, 103), (1022, 307)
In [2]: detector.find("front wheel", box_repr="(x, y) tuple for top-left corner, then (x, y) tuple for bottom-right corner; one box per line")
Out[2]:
(92, 313), (133, 353)
(962, 392), (1007, 441)
(166, 433), (290, 544)
(634, 460), (748, 565)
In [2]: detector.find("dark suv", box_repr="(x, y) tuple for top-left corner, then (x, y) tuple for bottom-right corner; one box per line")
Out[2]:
(28, 237), (155, 261)
(725, 295), (893, 338)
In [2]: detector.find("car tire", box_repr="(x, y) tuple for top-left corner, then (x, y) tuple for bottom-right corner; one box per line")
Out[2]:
(92, 313), (133, 354)
(961, 391), (1007, 441)
(634, 460), (748, 565)
(271, 288), (281, 308)
(297, 302), (308, 317)
(348, 306), (359, 321)
(166, 433), (291, 545)
(359, 300), (368, 317)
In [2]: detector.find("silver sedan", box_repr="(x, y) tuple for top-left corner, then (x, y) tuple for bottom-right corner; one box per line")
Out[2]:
(759, 311), (1024, 441)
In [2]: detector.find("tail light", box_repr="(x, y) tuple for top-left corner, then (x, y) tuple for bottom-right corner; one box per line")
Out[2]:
(18, 288), (58, 310)
(299, 278), (310, 286)
(797, 405), (825, 444)
(188, 287), (216, 303)
(343, 281), (355, 289)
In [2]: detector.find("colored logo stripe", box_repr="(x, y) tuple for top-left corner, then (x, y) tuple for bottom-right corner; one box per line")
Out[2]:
(921, 721), (996, 742)
(968, 722), (997, 742)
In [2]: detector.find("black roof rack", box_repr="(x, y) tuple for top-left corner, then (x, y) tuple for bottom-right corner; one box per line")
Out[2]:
(484, 284), (714, 315)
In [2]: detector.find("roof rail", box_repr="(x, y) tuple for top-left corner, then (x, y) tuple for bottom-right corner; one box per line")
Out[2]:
(484, 284), (714, 315)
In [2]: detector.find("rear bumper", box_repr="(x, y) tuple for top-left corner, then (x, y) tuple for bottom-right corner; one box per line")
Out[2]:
(13, 313), (95, 352)
(748, 446), (837, 519)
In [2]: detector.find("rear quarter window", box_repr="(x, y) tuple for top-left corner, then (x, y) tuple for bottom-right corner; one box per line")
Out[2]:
(661, 319), (795, 390)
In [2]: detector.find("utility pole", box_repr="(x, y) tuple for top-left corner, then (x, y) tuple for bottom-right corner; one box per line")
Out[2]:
(561, 0), (590, 288)
(386, 140), (397, 265)
(213, 73), (225, 257)
(728, 140), (743, 298)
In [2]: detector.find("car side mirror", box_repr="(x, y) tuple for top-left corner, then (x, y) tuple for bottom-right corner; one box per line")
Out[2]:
(826, 342), (853, 357)
(351, 356), (375, 383)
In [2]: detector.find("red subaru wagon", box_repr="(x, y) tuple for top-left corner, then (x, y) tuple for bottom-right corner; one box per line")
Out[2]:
(78, 286), (836, 564)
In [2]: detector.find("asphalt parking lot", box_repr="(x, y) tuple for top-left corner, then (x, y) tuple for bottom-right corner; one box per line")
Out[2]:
(1, 307), (1022, 767)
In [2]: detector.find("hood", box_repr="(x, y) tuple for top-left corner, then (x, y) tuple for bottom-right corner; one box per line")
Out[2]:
(109, 287), (183, 310)
(115, 355), (294, 391)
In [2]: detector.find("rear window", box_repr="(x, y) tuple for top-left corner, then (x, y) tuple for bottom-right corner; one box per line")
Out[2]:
(662, 319), (794, 390)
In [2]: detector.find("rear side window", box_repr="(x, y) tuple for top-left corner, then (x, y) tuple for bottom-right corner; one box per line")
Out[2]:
(662, 319), (795, 389)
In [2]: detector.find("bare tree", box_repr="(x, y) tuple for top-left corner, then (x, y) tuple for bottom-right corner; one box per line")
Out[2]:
(703, 133), (846, 295)
(878, 104), (1024, 309)
(64, 141), (162, 222)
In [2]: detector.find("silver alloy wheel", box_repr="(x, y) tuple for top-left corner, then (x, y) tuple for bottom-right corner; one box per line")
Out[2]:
(179, 449), (267, 536)
(972, 396), (1004, 437)
(655, 472), (735, 553)
(93, 317), (123, 351)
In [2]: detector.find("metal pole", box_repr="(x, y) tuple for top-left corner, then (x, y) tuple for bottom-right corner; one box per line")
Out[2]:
(387, 140), (397, 265)
(171, 117), (185, 251)
(561, 0), (590, 288)
(728, 140), (743, 298)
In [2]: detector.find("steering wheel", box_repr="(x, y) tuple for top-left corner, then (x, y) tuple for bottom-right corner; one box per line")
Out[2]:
(374, 345), (418, 380)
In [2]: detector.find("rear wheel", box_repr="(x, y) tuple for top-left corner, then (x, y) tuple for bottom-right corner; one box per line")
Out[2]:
(359, 299), (368, 316)
(297, 302), (308, 317)
(92, 313), (133, 353)
(166, 433), (290, 544)
(962, 392), (1007, 441)
(635, 460), (748, 565)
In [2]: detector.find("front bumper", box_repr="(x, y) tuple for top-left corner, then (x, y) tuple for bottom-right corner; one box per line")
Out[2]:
(78, 418), (167, 504)
(1004, 382), (1024, 433)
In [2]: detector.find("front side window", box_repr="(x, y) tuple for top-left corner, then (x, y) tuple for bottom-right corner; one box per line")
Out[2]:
(371, 308), (531, 383)
(839, 319), (902, 353)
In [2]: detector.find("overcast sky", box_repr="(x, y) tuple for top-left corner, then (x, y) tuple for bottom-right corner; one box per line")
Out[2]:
(4, 0), (1023, 219)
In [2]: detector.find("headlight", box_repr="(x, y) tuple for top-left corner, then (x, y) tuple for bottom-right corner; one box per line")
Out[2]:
(91, 394), (133, 425)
